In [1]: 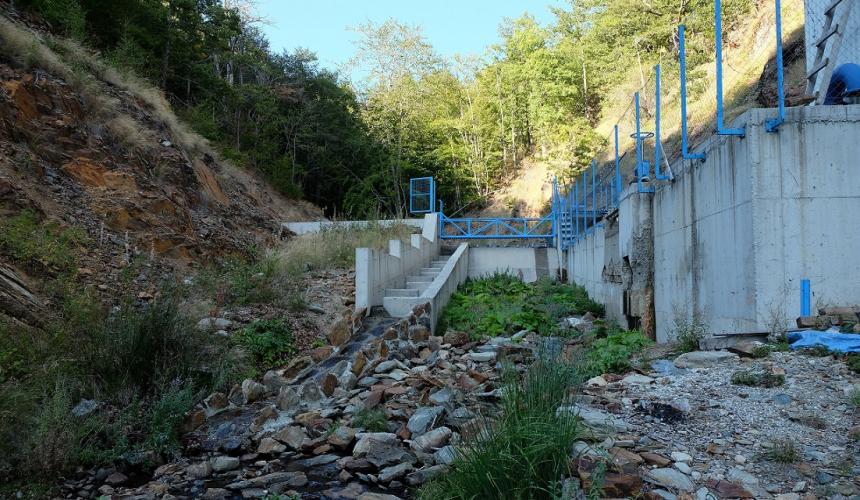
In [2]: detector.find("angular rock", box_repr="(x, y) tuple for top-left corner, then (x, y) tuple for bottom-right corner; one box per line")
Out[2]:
(409, 324), (431, 342)
(366, 441), (415, 468)
(353, 432), (400, 457)
(406, 464), (447, 486)
(257, 437), (286, 455)
(274, 426), (308, 450)
(328, 426), (357, 449)
(411, 426), (452, 452)
(641, 452), (672, 467)
(407, 406), (445, 435)
(283, 355), (314, 380)
(357, 494), (403, 500)
(466, 351), (496, 363)
(644, 468), (695, 492)
(299, 380), (324, 403)
(328, 316), (352, 346)
(622, 373), (655, 385)
(210, 456), (240, 472)
(378, 462), (413, 483)
(321, 372), (339, 396)
(434, 445), (456, 465)
(673, 351), (738, 368)
(104, 472), (128, 486)
(442, 330), (469, 346)
(241, 379), (266, 404)
(226, 471), (308, 490)
(275, 386), (300, 413)
(558, 405), (629, 432)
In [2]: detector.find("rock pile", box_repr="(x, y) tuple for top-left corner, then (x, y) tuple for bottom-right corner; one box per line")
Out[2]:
(70, 303), (535, 499)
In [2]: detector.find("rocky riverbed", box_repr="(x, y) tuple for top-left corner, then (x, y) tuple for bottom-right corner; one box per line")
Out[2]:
(56, 308), (860, 500)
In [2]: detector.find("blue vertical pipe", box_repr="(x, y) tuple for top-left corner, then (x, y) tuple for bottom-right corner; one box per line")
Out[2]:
(680, 25), (706, 161)
(715, 0), (745, 136)
(765, 0), (785, 132)
(581, 171), (587, 232)
(654, 64), (670, 180)
(800, 279), (811, 316)
(591, 160), (597, 228)
(614, 124), (622, 204)
(634, 92), (654, 193)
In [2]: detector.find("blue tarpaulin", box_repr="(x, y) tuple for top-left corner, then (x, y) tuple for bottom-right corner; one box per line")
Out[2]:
(787, 328), (860, 353)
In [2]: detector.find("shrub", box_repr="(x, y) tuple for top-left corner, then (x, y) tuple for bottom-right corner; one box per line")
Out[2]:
(233, 319), (296, 371)
(584, 328), (651, 376)
(419, 348), (582, 500)
(352, 407), (388, 432)
(849, 389), (860, 409)
(844, 354), (860, 374)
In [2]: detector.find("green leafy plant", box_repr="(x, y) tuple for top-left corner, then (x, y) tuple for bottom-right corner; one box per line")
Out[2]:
(584, 328), (651, 377)
(233, 319), (296, 371)
(352, 407), (388, 432)
(439, 275), (603, 339)
(671, 313), (707, 354)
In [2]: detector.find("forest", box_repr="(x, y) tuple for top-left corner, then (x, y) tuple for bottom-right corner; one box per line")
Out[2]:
(12, 0), (753, 216)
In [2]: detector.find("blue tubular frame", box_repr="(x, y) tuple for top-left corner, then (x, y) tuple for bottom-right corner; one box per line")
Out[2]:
(591, 160), (597, 229)
(440, 214), (555, 240)
(634, 92), (655, 193)
(614, 125), (623, 203)
(715, 0), (745, 137)
(679, 25), (707, 161)
(765, 0), (785, 133)
(800, 278), (811, 316)
(654, 64), (672, 180)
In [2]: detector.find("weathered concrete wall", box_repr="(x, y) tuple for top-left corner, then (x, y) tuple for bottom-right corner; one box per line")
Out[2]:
(355, 214), (440, 311)
(566, 104), (860, 342)
(468, 247), (559, 283)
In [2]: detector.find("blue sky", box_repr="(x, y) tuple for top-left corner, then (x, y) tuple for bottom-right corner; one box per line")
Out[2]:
(258, 0), (565, 78)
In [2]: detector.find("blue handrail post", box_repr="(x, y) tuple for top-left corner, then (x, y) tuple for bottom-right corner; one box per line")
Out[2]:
(800, 279), (811, 316)
(591, 160), (597, 229)
(581, 171), (587, 232)
(634, 93), (655, 193)
(430, 177), (436, 213)
(574, 179), (579, 240)
(614, 124), (622, 204)
(715, 0), (746, 137)
(654, 64), (671, 180)
(765, 0), (785, 133)
(680, 25), (706, 161)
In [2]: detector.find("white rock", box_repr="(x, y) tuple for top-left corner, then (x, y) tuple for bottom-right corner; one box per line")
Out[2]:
(466, 352), (496, 363)
(670, 451), (693, 463)
(622, 373), (655, 385)
(674, 462), (692, 474)
(673, 351), (738, 368)
(586, 375), (608, 387)
(644, 468), (695, 492)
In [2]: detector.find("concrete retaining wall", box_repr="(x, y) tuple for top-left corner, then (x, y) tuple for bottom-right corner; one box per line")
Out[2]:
(566, 104), (860, 342)
(468, 247), (560, 283)
(283, 219), (424, 235)
(384, 243), (470, 331)
(355, 215), (440, 311)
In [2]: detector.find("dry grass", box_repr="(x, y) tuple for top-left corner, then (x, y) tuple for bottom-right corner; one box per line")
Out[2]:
(270, 222), (417, 276)
(0, 15), (208, 153)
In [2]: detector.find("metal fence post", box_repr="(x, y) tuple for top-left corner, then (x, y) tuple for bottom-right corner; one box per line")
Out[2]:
(654, 64), (671, 180)
(591, 160), (597, 229)
(715, 0), (746, 137)
(680, 24), (707, 161)
(800, 279), (811, 316)
(614, 124), (622, 204)
(765, 0), (785, 133)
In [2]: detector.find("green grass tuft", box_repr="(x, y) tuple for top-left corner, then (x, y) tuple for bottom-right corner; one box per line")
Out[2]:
(352, 407), (388, 432)
(233, 319), (297, 371)
(731, 370), (784, 387)
(418, 348), (582, 500)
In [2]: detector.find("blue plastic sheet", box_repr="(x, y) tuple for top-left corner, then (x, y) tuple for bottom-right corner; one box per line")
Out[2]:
(787, 328), (860, 353)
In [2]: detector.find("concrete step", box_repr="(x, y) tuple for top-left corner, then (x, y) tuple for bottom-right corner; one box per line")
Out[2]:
(407, 275), (434, 283)
(385, 288), (420, 298)
(406, 282), (431, 293)
(422, 266), (443, 272)
(419, 271), (440, 278)
(431, 260), (450, 267)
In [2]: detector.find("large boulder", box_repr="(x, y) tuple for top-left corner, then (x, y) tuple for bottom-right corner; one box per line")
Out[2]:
(674, 351), (738, 368)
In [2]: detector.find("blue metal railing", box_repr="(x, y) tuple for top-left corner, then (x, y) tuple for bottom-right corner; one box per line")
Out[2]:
(765, 0), (785, 133)
(715, 0), (746, 137)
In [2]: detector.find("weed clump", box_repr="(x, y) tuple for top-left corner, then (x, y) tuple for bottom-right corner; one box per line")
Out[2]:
(584, 327), (651, 376)
(730, 370), (784, 387)
(234, 319), (296, 372)
(353, 407), (388, 432)
(765, 439), (800, 463)
(0, 210), (86, 274)
(672, 314), (707, 354)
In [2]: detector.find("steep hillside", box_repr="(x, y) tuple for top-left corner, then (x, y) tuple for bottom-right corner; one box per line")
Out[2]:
(0, 15), (322, 325)
(481, 0), (807, 216)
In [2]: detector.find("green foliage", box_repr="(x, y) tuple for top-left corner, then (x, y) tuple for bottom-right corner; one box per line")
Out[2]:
(731, 370), (785, 387)
(0, 286), (239, 483)
(848, 389), (860, 409)
(846, 354), (860, 374)
(584, 328), (651, 376)
(234, 319), (296, 371)
(0, 210), (86, 274)
(352, 407), (388, 432)
(439, 275), (602, 339)
(418, 349), (581, 499)
(20, 0), (86, 39)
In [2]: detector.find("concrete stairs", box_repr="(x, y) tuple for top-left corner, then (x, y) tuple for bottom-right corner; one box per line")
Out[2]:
(384, 257), (451, 299)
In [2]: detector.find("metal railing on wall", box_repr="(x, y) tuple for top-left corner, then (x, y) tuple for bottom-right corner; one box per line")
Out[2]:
(555, 0), (789, 248)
